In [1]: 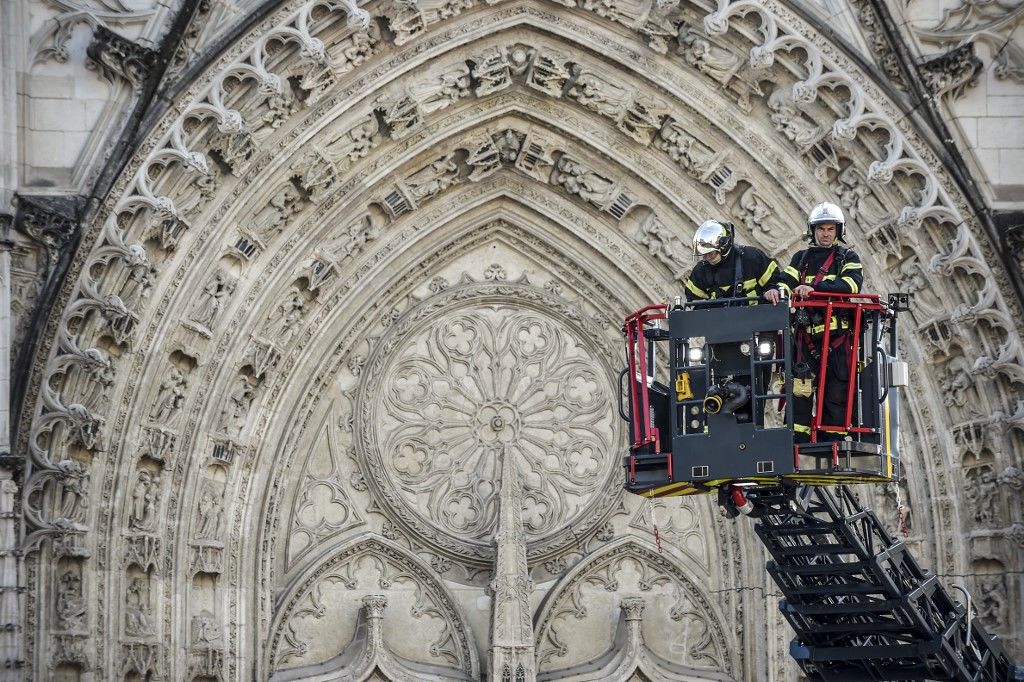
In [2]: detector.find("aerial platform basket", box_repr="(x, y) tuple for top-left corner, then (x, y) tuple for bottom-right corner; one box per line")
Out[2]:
(620, 292), (909, 497)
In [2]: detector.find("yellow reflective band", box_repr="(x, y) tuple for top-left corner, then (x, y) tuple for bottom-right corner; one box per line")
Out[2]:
(742, 278), (758, 290)
(802, 275), (815, 284)
(686, 279), (709, 299)
(809, 319), (850, 335)
(822, 274), (836, 281)
(842, 276), (860, 293)
(758, 260), (779, 286)
(783, 265), (800, 278)
(841, 262), (862, 271)
(794, 424), (811, 434)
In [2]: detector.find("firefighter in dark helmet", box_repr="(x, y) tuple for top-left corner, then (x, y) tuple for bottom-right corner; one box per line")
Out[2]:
(685, 220), (782, 305)
(778, 202), (864, 443)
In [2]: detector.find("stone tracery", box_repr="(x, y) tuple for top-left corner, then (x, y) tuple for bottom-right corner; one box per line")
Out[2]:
(10, 0), (1024, 676)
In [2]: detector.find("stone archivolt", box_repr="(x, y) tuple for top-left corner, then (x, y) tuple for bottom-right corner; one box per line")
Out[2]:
(15, 0), (1024, 676)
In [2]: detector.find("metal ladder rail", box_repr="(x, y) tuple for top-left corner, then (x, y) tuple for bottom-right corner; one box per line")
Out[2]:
(752, 486), (1021, 681)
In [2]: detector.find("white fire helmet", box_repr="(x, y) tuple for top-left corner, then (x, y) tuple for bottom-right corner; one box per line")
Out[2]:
(807, 202), (845, 242)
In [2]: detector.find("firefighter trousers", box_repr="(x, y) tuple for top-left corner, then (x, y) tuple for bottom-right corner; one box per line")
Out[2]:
(794, 334), (854, 443)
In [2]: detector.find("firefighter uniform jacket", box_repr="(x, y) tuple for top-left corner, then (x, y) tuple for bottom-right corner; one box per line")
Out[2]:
(779, 244), (864, 334)
(685, 245), (781, 302)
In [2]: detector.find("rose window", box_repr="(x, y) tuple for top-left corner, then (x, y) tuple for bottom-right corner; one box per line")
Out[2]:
(361, 302), (618, 552)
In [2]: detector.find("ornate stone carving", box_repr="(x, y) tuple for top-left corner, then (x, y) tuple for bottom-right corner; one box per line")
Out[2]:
(288, 423), (366, 565)
(13, 194), (82, 266)
(85, 25), (158, 89)
(535, 539), (732, 675)
(633, 212), (690, 283)
(271, 538), (479, 678)
(677, 24), (765, 113)
(194, 481), (226, 542)
(917, 41), (984, 100)
(355, 279), (622, 568)
(124, 535), (161, 573)
(122, 642), (160, 678)
(124, 576), (153, 637)
(51, 633), (91, 670)
(139, 426), (176, 468)
(127, 470), (160, 532)
(292, 115), (380, 203)
(55, 570), (87, 632)
(186, 270), (237, 336)
(252, 183), (305, 241)
(150, 366), (188, 425)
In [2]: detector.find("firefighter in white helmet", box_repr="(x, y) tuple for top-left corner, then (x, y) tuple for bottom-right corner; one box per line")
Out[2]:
(778, 202), (864, 442)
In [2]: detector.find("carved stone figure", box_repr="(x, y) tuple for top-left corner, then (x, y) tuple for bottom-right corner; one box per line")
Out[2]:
(56, 459), (89, 528)
(264, 288), (307, 345)
(55, 571), (86, 631)
(219, 376), (258, 438)
(768, 88), (820, 148)
(125, 576), (153, 636)
(552, 156), (615, 206)
(256, 184), (304, 237)
(190, 271), (236, 331)
(409, 64), (471, 114)
(195, 485), (225, 540)
(976, 576), (1007, 629)
(128, 470), (160, 532)
(151, 366), (188, 424)
(192, 610), (223, 647)
(405, 153), (461, 202)
(568, 69), (629, 119)
(735, 186), (776, 248)
(635, 214), (688, 282)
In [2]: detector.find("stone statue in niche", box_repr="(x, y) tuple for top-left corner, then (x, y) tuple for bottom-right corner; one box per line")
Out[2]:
(471, 47), (512, 95)
(128, 470), (160, 532)
(191, 610), (222, 647)
(124, 576), (153, 636)
(57, 459), (89, 528)
(553, 156), (615, 206)
(151, 366), (188, 424)
(409, 64), (471, 114)
(255, 185), (303, 239)
(195, 485), (225, 541)
(189, 271), (236, 331)
(768, 88), (820, 148)
(635, 214), (688, 282)
(55, 571), (87, 631)
(940, 356), (977, 411)
(219, 375), (257, 438)
(568, 69), (629, 119)
(735, 186), (778, 249)
(263, 288), (307, 345)
(336, 27), (377, 74)
(405, 153), (461, 203)
(677, 25), (739, 85)
(976, 576), (1006, 629)
(964, 466), (998, 524)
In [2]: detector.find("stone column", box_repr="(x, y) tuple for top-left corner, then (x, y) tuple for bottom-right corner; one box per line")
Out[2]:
(488, 446), (535, 682)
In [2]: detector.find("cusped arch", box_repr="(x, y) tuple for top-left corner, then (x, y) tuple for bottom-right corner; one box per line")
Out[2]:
(534, 536), (739, 679)
(267, 533), (481, 679)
